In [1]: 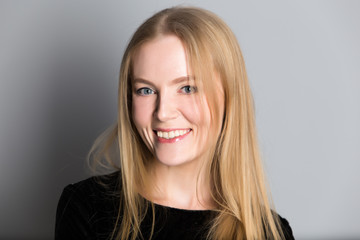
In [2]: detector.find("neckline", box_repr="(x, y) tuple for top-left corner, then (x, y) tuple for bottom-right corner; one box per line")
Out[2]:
(141, 196), (215, 213)
(152, 201), (215, 213)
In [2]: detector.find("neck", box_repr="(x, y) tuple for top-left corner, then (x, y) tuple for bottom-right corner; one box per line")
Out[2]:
(144, 158), (214, 210)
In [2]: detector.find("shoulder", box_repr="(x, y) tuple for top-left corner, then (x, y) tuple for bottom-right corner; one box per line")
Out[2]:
(55, 172), (120, 240)
(61, 171), (120, 198)
(277, 213), (295, 240)
(56, 171), (120, 215)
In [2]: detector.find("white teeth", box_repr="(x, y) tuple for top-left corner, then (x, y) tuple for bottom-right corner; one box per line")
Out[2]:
(156, 129), (190, 139)
(174, 130), (180, 137)
(163, 132), (169, 139)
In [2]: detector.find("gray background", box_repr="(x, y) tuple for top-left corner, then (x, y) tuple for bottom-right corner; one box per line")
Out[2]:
(1, 1), (359, 239)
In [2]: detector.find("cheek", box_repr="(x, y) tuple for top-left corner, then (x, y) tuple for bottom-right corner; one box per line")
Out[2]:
(181, 96), (211, 128)
(132, 96), (154, 128)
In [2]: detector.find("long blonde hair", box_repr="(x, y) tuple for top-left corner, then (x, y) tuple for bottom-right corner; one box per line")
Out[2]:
(89, 6), (284, 240)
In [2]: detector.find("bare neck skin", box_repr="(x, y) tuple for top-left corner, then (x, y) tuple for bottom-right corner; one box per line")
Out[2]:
(145, 156), (214, 210)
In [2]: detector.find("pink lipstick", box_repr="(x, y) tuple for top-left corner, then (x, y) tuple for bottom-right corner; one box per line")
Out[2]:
(154, 128), (192, 143)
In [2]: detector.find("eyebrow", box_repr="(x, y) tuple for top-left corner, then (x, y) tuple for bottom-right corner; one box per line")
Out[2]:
(132, 76), (194, 86)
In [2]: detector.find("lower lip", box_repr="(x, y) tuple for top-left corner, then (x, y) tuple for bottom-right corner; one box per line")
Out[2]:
(155, 130), (191, 143)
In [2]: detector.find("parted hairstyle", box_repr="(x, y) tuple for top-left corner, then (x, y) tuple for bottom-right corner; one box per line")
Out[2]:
(89, 6), (284, 240)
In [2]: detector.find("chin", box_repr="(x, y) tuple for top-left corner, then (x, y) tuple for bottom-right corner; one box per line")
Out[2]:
(155, 155), (195, 167)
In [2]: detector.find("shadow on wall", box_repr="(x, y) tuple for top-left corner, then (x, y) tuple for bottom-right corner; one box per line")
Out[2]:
(46, 46), (118, 235)
(0, 44), (117, 239)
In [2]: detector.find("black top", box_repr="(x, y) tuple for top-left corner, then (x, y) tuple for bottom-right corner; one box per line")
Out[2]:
(55, 172), (294, 240)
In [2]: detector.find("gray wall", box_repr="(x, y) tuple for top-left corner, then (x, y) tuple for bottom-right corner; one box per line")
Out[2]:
(1, 1), (359, 239)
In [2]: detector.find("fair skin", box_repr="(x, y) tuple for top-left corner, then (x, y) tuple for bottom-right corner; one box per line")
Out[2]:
(131, 35), (223, 210)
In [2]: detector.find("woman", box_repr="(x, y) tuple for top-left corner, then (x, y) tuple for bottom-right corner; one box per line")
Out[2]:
(56, 7), (294, 240)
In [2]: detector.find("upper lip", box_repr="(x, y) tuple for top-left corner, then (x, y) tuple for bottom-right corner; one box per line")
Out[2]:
(153, 128), (191, 132)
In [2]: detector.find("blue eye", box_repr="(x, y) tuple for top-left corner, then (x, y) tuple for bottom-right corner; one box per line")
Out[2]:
(180, 85), (197, 94)
(136, 87), (155, 95)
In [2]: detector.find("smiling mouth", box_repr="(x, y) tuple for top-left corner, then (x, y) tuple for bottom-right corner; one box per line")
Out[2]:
(154, 129), (191, 140)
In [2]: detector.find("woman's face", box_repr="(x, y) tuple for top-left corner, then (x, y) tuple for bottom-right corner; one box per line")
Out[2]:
(131, 35), (223, 167)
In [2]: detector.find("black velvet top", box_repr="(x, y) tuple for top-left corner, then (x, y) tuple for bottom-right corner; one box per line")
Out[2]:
(55, 172), (294, 240)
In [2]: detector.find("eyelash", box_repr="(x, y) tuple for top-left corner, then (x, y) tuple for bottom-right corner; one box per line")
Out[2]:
(135, 85), (197, 96)
(180, 85), (197, 94)
(136, 87), (155, 96)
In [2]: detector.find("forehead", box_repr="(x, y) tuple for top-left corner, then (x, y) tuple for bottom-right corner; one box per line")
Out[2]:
(132, 35), (190, 82)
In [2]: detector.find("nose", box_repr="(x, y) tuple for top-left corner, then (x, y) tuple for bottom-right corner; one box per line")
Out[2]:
(154, 91), (179, 121)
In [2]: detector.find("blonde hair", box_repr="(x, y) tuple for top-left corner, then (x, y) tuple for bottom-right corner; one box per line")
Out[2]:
(89, 6), (284, 240)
